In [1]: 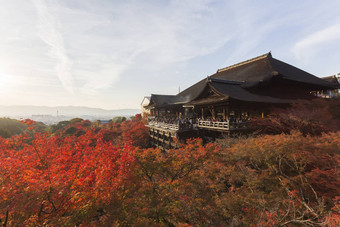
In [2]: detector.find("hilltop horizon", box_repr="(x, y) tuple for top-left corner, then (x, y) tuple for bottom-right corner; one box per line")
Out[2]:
(0, 105), (140, 124)
(0, 104), (140, 111)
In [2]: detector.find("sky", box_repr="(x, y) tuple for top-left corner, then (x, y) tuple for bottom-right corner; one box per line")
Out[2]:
(0, 0), (339, 110)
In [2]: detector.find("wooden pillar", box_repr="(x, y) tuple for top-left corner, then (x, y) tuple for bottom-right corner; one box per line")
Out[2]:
(223, 108), (226, 120)
(226, 107), (229, 121)
(163, 132), (165, 146)
(211, 106), (215, 120)
(201, 108), (204, 120)
(261, 111), (264, 118)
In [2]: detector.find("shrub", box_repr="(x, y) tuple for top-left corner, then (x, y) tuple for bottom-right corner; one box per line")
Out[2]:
(250, 99), (339, 135)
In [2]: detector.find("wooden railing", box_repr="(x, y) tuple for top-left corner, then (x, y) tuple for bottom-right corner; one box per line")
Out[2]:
(198, 120), (229, 129)
(147, 120), (248, 131)
(197, 120), (247, 130)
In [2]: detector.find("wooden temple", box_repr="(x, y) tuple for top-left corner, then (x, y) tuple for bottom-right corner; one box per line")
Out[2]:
(144, 53), (340, 150)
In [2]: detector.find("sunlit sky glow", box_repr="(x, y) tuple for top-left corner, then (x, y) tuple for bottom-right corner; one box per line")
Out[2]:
(0, 0), (339, 109)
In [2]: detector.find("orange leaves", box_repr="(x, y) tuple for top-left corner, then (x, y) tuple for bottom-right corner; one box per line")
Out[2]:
(20, 119), (35, 126)
(0, 116), (339, 226)
(129, 138), (223, 225)
(251, 99), (340, 136)
(216, 132), (340, 225)
(324, 197), (340, 226)
(0, 121), (138, 225)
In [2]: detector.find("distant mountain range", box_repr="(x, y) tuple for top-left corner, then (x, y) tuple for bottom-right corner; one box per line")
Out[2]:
(0, 105), (140, 120)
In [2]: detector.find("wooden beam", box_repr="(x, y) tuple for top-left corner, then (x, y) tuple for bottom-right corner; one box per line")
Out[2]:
(212, 107), (215, 120)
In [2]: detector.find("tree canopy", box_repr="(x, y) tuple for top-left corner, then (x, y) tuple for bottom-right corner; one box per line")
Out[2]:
(0, 107), (339, 226)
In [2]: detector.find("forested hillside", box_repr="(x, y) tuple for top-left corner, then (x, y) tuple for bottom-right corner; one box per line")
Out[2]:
(0, 118), (27, 138)
(0, 101), (339, 226)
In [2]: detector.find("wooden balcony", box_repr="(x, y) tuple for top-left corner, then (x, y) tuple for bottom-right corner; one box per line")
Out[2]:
(197, 120), (247, 131)
(147, 121), (179, 131)
(147, 120), (248, 133)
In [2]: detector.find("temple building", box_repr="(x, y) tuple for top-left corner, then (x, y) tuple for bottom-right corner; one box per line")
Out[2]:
(144, 53), (340, 150)
(319, 75), (340, 98)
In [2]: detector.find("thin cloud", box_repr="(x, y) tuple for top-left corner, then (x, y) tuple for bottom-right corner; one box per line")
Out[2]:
(32, 0), (74, 93)
(293, 24), (340, 61)
(1, 0), (340, 109)
(58, 0), (231, 93)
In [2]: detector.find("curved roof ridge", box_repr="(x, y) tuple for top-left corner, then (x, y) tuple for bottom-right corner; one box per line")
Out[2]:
(151, 94), (176, 97)
(217, 52), (271, 73)
(209, 77), (244, 85)
(321, 75), (339, 84)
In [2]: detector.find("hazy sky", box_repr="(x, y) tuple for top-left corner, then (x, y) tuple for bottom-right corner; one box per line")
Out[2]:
(0, 0), (339, 109)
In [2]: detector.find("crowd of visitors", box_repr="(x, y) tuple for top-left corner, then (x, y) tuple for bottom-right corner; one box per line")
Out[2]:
(148, 116), (194, 129)
(197, 115), (250, 123)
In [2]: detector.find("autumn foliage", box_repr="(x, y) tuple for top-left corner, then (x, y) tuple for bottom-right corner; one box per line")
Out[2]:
(0, 125), (137, 225)
(250, 99), (340, 135)
(0, 111), (339, 226)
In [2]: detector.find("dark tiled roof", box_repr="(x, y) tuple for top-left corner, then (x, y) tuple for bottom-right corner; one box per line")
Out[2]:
(146, 94), (177, 108)
(213, 53), (273, 82)
(213, 53), (338, 89)
(321, 75), (339, 85)
(175, 53), (275, 103)
(209, 78), (292, 103)
(146, 94), (191, 108)
(148, 53), (340, 107)
(176, 78), (207, 103)
(268, 57), (339, 89)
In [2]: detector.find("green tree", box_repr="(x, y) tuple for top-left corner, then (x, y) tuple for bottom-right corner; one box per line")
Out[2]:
(112, 116), (126, 123)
